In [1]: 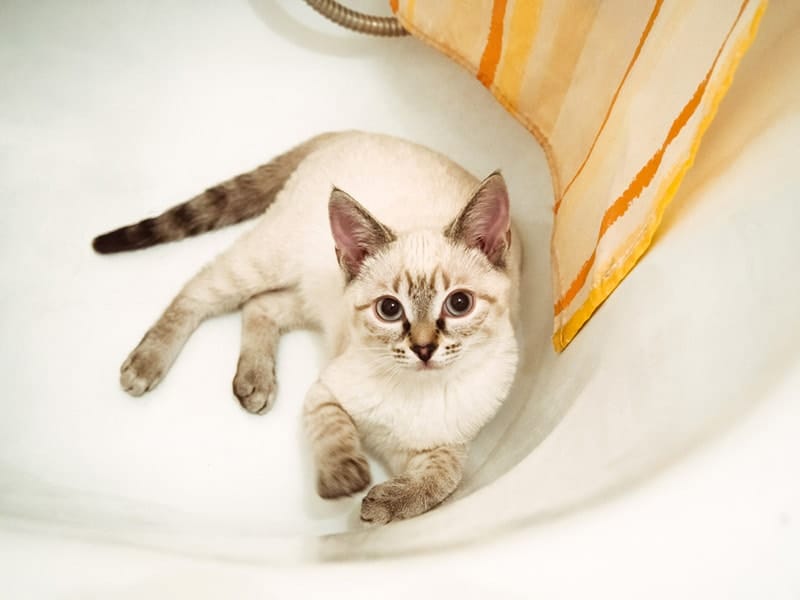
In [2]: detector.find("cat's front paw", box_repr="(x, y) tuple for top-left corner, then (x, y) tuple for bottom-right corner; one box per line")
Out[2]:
(233, 354), (277, 414)
(120, 340), (169, 396)
(360, 476), (424, 525)
(316, 450), (371, 499)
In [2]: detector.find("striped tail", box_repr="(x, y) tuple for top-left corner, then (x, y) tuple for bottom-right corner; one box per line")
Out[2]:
(92, 133), (335, 254)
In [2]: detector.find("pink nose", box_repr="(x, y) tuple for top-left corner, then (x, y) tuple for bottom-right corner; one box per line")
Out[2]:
(411, 343), (437, 363)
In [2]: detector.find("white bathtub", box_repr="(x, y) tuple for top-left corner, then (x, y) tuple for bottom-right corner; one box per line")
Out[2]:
(1, 1), (798, 597)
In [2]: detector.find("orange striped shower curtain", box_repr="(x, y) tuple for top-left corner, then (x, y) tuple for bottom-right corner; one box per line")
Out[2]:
(391, 0), (766, 351)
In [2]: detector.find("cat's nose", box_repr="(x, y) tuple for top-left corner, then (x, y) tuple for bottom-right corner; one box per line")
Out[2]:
(411, 343), (438, 363)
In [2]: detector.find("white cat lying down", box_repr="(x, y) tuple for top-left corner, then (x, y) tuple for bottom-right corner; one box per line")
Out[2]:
(93, 132), (521, 524)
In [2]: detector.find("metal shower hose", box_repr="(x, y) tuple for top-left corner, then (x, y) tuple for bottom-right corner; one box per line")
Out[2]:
(303, 0), (408, 37)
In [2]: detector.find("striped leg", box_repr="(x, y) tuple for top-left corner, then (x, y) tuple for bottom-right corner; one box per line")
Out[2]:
(360, 445), (466, 525)
(233, 289), (303, 414)
(303, 381), (371, 499)
(120, 229), (290, 396)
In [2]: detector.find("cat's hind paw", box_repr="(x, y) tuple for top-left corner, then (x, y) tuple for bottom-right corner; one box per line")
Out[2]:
(119, 348), (164, 396)
(119, 340), (169, 396)
(233, 355), (277, 414)
(316, 451), (371, 499)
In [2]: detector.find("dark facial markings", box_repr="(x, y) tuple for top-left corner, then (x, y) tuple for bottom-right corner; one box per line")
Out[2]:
(403, 269), (438, 321)
(361, 266), (493, 364)
(443, 343), (462, 357)
(364, 319), (404, 343)
(443, 308), (487, 337)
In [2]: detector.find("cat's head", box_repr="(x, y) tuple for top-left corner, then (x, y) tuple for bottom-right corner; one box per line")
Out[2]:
(329, 172), (516, 376)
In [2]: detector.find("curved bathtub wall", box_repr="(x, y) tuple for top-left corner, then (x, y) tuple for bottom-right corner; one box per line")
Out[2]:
(0, 0), (798, 584)
(335, 1), (800, 559)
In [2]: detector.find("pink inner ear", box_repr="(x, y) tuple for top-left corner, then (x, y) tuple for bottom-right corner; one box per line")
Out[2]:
(465, 173), (510, 261)
(479, 191), (509, 253)
(330, 209), (367, 265)
(329, 188), (394, 278)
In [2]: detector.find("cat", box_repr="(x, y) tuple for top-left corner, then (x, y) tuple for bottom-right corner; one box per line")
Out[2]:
(93, 131), (521, 525)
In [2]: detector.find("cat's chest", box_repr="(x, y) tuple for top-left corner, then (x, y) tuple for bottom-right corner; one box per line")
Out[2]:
(320, 359), (509, 453)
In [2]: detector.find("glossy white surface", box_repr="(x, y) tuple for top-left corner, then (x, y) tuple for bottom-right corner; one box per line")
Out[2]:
(1, 0), (798, 597)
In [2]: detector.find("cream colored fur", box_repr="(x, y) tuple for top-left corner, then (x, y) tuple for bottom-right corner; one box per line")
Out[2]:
(118, 132), (521, 524)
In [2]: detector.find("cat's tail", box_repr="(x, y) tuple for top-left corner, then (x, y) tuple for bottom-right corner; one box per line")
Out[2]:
(92, 133), (336, 254)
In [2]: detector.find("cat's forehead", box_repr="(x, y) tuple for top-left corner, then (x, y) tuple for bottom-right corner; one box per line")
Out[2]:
(394, 231), (458, 272)
(362, 230), (495, 293)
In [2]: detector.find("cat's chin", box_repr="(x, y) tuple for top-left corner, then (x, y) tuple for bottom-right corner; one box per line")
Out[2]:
(414, 362), (444, 372)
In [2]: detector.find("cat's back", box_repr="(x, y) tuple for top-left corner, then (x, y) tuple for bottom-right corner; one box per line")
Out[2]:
(276, 131), (480, 233)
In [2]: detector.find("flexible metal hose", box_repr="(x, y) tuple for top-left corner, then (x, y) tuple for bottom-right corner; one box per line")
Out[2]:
(303, 0), (408, 37)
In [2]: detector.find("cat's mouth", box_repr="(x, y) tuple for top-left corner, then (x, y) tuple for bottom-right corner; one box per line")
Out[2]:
(415, 361), (443, 372)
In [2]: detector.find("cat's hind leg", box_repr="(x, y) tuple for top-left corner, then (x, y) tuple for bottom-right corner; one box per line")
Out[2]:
(233, 289), (304, 414)
(121, 229), (293, 396)
(360, 445), (466, 525)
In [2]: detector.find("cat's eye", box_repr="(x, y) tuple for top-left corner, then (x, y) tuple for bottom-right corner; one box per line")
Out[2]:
(444, 290), (474, 317)
(375, 296), (404, 322)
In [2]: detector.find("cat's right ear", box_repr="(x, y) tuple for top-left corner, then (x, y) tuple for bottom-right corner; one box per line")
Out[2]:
(329, 188), (395, 281)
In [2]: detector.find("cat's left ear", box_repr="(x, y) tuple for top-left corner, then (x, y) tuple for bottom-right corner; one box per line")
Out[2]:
(446, 171), (511, 267)
(329, 188), (396, 281)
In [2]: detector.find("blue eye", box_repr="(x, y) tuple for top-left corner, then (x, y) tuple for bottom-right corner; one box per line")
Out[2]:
(376, 296), (404, 321)
(444, 290), (473, 317)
